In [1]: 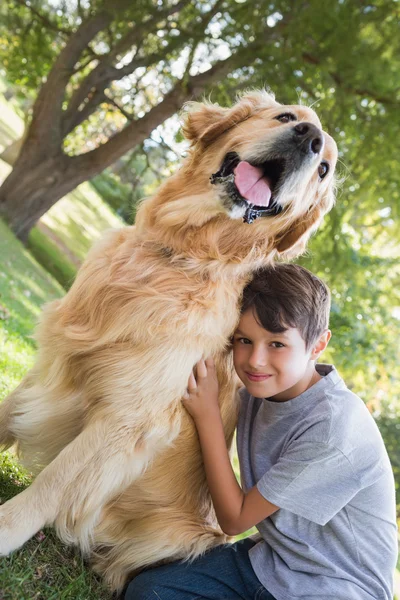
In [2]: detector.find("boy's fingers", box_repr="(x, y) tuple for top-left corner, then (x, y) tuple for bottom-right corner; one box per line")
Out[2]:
(196, 359), (207, 379)
(205, 357), (214, 369)
(187, 371), (197, 391)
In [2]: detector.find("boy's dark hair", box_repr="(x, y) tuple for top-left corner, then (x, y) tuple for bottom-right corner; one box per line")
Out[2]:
(241, 264), (331, 350)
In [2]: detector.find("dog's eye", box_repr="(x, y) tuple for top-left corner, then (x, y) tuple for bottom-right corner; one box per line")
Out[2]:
(318, 162), (329, 179)
(275, 112), (297, 124)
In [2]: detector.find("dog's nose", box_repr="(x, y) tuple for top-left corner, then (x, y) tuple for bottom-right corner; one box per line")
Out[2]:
(293, 122), (323, 154)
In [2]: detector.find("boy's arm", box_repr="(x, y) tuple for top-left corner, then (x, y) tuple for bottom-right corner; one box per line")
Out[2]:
(183, 359), (279, 536)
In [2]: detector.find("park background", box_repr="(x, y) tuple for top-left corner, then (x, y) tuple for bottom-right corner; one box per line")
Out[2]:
(0, 0), (399, 598)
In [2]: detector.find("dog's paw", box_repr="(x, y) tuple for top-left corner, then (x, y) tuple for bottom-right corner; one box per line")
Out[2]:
(0, 495), (43, 556)
(0, 501), (27, 555)
(0, 503), (19, 555)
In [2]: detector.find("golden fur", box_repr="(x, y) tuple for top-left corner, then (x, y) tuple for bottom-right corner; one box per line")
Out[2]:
(0, 91), (337, 591)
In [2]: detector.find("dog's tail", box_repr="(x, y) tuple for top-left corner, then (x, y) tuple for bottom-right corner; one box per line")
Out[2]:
(92, 518), (228, 593)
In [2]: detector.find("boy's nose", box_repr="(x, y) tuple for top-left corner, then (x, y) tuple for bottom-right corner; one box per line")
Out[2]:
(248, 349), (268, 369)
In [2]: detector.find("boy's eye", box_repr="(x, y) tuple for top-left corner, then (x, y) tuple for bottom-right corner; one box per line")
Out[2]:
(271, 342), (285, 348)
(237, 337), (251, 344)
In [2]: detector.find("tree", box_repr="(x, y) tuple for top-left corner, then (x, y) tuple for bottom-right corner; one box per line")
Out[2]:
(0, 0), (399, 242)
(0, 0), (281, 240)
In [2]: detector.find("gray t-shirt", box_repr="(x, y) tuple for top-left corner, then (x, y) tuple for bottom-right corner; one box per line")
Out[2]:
(237, 364), (398, 600)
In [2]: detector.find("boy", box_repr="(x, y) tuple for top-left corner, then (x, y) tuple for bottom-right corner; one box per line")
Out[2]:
(125, 264), (398, 600)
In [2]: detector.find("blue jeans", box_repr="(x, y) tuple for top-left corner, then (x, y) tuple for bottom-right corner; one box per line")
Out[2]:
(124, 538), (276, 600)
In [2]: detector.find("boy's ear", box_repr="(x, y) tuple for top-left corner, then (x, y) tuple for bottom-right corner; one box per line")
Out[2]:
(311, 330), (331, 359)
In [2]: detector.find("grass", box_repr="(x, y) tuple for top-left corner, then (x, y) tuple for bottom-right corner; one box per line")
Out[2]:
(0, 455), (110, 600)
(0, 220), (112, 599)
(0, 220), (63, 397)
(27, 227), (78, 291)
(0, 159), (124, 291)
(38, 185), (123, 265)
(25, 184), (123, 290)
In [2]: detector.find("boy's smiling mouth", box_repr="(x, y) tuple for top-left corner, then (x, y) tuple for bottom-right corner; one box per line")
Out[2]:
(245, 372), (272, 382)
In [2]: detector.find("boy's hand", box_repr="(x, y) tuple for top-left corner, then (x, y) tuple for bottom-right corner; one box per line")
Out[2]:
(182, 358), (220, 424)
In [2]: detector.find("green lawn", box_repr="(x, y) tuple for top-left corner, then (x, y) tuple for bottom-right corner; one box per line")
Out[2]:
(0, 220), (63, 397)
(26, 183), (123, 290)
(0, 219), (112, 599)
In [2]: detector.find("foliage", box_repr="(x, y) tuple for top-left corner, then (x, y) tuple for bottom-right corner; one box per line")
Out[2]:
(90, 171), (137, 222)
(0, 1), (62, 103)
(0, 0), (398, 239)
(374, 402), (400, 517)
(91, 136), (182, 222)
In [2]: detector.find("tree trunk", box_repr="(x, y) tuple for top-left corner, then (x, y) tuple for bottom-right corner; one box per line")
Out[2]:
(0, 152), (95, 242)
(0, 82), (193, 241)
(0, 64), (226, 241)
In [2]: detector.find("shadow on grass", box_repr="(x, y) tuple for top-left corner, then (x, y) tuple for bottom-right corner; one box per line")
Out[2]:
(0, 219), (65, 399)
(28, 227), (77, 291)
(0, 222), (63, 343)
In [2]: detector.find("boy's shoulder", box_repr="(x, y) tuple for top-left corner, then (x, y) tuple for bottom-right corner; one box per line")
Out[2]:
(296, 366), (388, 475)
(240, 364), (386, 463)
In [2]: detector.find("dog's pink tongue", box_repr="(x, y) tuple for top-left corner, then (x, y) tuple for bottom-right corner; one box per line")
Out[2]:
(234, 161), (271, 207)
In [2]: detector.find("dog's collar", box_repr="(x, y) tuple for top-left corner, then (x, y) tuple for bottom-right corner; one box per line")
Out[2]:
(243, 203), (283, 224)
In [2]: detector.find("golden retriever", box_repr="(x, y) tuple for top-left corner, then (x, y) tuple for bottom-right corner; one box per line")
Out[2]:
(0, 90), (337, 591)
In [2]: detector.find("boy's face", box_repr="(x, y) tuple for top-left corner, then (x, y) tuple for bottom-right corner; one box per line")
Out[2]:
(232, 309), (329, 402)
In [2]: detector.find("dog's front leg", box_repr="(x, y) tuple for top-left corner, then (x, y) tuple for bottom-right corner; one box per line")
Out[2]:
(0, 409), (181, 555)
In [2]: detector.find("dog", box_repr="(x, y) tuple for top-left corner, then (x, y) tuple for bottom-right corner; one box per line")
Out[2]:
(0, 90), (337, 591)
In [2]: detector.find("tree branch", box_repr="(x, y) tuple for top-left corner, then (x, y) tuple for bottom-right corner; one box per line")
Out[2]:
(106, 0), (192, 62)
(302, 52), (400, 106)
(67, 42), (267, 178)
(13, 0), (73, 37)
(62, 0), (227, 136)
(105, 93), (135, 121)
(63, 0), (193, 130)
(21, 11), (113, 163)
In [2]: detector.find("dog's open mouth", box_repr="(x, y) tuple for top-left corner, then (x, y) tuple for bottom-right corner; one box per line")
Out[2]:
(210, 152), (284, 223)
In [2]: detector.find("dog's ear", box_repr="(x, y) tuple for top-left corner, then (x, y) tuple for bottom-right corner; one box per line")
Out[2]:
(181, 102), (228, 144)
(182, 91), (279, 146)
(276, 205), (323, 259)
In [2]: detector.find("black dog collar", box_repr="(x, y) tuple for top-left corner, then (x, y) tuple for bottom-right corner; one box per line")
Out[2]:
(243, 203), (283, 224)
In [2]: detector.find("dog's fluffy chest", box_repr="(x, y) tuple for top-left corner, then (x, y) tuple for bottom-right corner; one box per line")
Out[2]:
(124, 254), (243, 349)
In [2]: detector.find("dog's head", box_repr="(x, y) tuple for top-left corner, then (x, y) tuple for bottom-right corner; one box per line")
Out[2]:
(139, 91), (338, 261)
